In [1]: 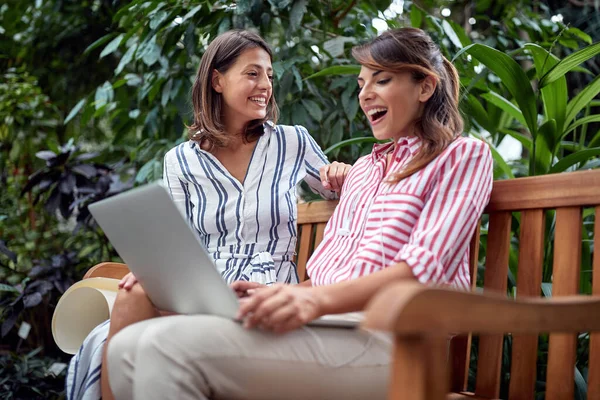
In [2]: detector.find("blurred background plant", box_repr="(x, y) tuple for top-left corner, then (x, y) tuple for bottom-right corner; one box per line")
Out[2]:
(0, 0), (598, 398)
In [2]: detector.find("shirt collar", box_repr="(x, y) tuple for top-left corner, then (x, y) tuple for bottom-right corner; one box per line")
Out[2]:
(371, 136), (421, 162)
(187, 121), (274, 150)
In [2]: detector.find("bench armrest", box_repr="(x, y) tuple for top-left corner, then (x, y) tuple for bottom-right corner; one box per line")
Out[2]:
(363, 281), (600, 335)
(83, 262), (130, 280)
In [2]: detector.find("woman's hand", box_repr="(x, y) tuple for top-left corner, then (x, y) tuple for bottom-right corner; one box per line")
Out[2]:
(320, 162), (352, 193)
(235, 284), (323, 334)
(230, 281), (267, 298)
(118, 272), (138, 290)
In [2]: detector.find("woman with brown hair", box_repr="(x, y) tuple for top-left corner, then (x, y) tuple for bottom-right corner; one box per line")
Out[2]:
(66, 30), (349, 400)
(106, 27), (494, 400)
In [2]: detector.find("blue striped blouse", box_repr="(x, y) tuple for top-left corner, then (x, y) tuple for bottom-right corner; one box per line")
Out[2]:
(163, 122), (336, 284)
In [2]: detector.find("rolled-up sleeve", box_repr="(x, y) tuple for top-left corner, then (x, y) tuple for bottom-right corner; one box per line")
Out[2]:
(298, 125), (338, 200)
(163, 148), (189, 218)
(393, 139), (493, 286)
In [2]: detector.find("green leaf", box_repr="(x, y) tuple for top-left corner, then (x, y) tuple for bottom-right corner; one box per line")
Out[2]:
(181, 4), (203, 23)
(563, 115), (600, 137)
(94, 82), (114, 110)
(301, 99), (322, 122)
(457, 44), (538, 138)
(533, 119), (556, 175)
(539, 42), (600, 87)
(565, 74), (600, 130)
(149, 10), (168, 30)
(410, 6), (423, 28)
(525, 44), (567, 139)
(305, 65), (360, 80)
(590, 129), (600, 147)
(549, 147), (600, 173)
(567, 27), (592, 45)
(100, 34), (124, 59)
(115, 44), (137, 75)
(289, 0), (308, 31)
(442, 20), (463, 49)
(330, 119), (344, 146)
(464, 94), (493, 132)
(0, 283), (19, 293)
(83, 33), (117, 56)
(323, 137), (380, 155)
(481, 91), (527, 127)
(341, 84), (359, 121)
(64, 99), (86, 124)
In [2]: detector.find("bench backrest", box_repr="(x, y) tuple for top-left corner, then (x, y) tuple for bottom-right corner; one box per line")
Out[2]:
(296, 170), (600, 400)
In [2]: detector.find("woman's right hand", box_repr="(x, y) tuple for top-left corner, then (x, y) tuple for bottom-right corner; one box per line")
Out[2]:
(118, 272), (138, 290)
(230, 281), (267, 298)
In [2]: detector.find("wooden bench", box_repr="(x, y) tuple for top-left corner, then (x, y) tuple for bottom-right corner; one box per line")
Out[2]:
(83, 169), (600, 399)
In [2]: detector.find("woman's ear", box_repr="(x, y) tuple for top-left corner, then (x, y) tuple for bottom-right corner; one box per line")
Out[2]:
(418, 76), (437, 103)
(212, 69), (223, 93)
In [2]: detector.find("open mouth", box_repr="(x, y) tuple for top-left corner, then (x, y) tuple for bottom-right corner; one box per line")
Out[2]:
(249, 96), (267, 107)
(367, 107), (388, 123)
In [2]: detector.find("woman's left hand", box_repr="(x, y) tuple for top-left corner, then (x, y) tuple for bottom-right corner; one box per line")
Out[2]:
(320, 162), (352, 193)
(236, 284), (323, 334)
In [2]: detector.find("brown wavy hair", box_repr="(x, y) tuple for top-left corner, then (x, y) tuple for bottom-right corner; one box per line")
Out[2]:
(188, 30), (279, 148)
(352, 28), (463, 183)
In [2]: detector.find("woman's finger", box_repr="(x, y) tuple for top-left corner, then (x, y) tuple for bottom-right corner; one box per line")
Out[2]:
(262, 302), (299, 329)
(245, 291), (292, 327)
(236, 285), (281, 320)
(320, 164), (331, 189)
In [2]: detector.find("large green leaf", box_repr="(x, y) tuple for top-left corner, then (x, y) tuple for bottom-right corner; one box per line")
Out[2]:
(565, 74), (600, 130)
(549, 147), (600, 173)
(463, 94), (493, 133)
(323, 137), (380, 155)
(539, 42), (600, 87)
(100, 34), (124, 59)
(533, 119), (556, 175)
(305, 65), (361, 80)
(562, 114), (600, 137)
(481, 91), (527, 127)
(525, 44), (567, 140)
(457, 44), (538, 138)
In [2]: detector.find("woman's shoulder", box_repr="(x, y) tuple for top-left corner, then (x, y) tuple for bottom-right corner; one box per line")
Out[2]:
(270, 123), (310, 137)
(164, 141), (194, 166)
(444, 135), (491, 159)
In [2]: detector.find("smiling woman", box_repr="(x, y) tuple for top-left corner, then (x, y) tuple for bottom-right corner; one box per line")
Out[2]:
(64, 30), (351, 400)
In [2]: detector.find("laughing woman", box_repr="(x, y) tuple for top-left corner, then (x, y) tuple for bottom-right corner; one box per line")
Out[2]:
(106, 27), (494, 400)
(65, 30), (350, 400)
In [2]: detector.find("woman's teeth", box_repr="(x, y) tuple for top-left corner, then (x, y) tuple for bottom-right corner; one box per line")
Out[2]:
(250, 97), (266, 106)
(367, 107), (388, 121)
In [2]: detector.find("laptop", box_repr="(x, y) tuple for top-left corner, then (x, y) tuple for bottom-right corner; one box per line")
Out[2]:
(88, 182), (359, 329)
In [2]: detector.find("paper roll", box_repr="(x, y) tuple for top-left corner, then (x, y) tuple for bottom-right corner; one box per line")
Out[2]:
(52, 278), (120, 354)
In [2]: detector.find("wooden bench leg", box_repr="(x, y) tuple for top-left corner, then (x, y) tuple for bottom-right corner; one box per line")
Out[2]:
(389, 335), (449, 400)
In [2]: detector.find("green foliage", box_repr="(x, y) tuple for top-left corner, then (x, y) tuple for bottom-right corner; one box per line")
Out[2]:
(0, 0), (599, 398)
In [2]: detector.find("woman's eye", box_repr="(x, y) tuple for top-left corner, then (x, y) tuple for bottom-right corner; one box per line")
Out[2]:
(248, 72), (258, 77)
(377, 78), (391, 85)
(268, 76), (274, 81)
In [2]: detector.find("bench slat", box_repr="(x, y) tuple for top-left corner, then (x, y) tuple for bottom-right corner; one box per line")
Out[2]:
(296, 224), (314, 282)
(509, 209), (545, 400)
(546, 207), (582, 400)
(449, 223), (481, 392)
(475, 211), (511, 398)
(589, 206), (600, 400)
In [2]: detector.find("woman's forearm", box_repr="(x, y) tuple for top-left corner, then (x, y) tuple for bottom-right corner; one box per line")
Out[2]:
(314, 262), (416, 315)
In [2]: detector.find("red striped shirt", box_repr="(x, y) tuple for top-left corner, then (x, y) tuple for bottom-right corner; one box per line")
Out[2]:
(306, 135), (493, 290)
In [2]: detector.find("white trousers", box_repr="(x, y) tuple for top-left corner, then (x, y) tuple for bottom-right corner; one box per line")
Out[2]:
(107, 315), (393, 400)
